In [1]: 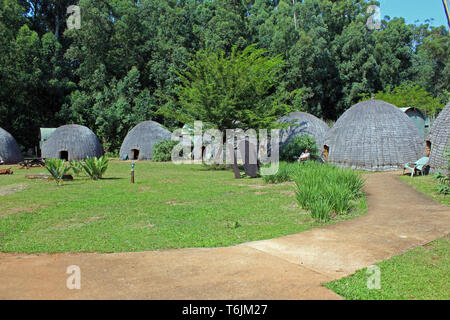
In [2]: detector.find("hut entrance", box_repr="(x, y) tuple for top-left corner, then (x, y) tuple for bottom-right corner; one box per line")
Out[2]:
(59, 151), (69, 161)
(131, 149), (140, 160)
(426, 140), (431, 157)
(323, 145), (329, 162)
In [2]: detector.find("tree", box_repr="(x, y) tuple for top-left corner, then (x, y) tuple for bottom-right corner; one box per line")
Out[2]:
(173, 44), (296, 133)
(360, 82), (444, 117)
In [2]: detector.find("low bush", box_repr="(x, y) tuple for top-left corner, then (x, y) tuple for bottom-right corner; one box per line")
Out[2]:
(80, 156), (109, 180)
(293, 162), (364, 222)
(45, 159), (71, 185)
(280, 134), (319, 162)
(153, 140), (178, 162)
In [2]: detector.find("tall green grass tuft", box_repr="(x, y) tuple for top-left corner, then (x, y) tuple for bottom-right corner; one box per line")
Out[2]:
(262, 162), (299, 184)
(293, 162), (364, 222)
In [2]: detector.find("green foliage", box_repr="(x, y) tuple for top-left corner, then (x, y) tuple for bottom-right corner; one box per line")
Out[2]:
(152, 140), (179, 162)
(174, 44), (294, 131)
(361, 82), (444, 117)
(293, 162), (364, 222)
(80, 156), (109, 180)
(69, 160), (84, 177)
(280, 134), (319, 162)
(45, 158), (71, 186)
(262, 162), (299, 184)
(1, 0), (449, 149)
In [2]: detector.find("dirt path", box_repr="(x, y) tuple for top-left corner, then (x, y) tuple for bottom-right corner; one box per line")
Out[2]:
(0, 172), (449, 299)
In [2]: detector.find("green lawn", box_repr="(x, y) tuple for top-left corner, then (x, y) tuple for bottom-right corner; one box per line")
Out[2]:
(325, 235), (450, 300)
(399, 175), (449, 206)
(0, 161), (366, 253)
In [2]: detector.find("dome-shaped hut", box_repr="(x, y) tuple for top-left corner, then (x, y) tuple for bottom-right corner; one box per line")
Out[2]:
(429, 102), (450, 173)
(0, 128), (24, 164)
(119, 121), (171, 160)
(324, 100), (424, 171)
(278, 111), (329, 150)
(41, 125), (104, 160)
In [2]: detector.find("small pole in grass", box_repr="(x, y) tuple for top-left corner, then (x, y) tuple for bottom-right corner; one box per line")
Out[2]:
(131, 162), (135, 184)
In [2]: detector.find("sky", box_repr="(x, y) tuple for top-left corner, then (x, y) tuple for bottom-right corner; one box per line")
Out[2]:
(379, 0), (449, 28)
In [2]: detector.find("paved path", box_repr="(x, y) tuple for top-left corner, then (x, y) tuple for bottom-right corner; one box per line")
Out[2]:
(0, 172), (449, 299)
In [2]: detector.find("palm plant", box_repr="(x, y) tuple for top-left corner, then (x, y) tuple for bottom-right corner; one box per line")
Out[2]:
(81, 156), (109, 180)
(45, 159), (71, 185)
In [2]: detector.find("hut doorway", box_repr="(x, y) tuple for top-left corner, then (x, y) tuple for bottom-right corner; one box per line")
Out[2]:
(323, 145), (329, 162)
(131, 149), (140, 160)
(426, 140), (431, 157)
(59, 151), (69, 161)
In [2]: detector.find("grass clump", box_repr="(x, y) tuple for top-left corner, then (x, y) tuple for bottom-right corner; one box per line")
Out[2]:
(293, 162), (364, 222)
(262, 161), (299, 184)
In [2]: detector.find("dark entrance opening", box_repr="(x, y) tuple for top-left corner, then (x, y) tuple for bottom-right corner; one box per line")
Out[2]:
(59, 151), (69, 161)
(131, 149), (140, 160)
(425, 140), (431, 157)
(323, 145), (329, 162)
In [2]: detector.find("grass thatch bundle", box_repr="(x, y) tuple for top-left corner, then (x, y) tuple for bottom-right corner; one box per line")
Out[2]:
(119, 121), (171, 160)
(324, 100), (424, 171)
(429, 102), (450, 173)
(0, 127), (24, 164)
(278, 111), (329, 150)
(41, 124), (104, 160)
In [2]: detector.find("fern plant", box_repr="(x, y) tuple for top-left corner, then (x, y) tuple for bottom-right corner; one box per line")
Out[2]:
(45, 159), (71, 185)
(81, 156), (109, 180)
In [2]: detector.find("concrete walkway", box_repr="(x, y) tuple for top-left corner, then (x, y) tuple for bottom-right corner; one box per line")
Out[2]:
(0, 172), (449, 299)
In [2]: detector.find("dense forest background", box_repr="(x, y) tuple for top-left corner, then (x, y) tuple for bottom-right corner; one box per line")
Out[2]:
(0, 0), (449, 152)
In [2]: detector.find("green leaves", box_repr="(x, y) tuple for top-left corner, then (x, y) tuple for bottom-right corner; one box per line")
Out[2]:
(45, 159), (71, 186)
(280, 134), (319, 162)
(80, 156), (109, 180)
(175, 44), (293, 131)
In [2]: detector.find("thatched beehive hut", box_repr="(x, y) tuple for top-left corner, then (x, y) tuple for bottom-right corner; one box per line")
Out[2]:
(41, 124), (104, 160)
(429, 102), (450, 173)
(0, 127), (24, 164)
(278, 111), (329, 149)
(119, 121), (171, 160)
(324, 100), (424, 171)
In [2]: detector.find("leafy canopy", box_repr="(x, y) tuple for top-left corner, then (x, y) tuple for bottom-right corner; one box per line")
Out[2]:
(174, 44), (294, 132)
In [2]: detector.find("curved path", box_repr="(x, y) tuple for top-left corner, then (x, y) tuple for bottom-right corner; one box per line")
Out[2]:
(0, 172), (449, 299)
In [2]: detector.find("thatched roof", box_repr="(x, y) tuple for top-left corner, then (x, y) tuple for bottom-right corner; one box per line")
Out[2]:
(119, 121), (171, 160)
(278, 111), (329, 148)
(429, 102), (450, 173)
(41, 124), (104, 160)
(0, 127), (23, 164)
(324, 100), (425, 171)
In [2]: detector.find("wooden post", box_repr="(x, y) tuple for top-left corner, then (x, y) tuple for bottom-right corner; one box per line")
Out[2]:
(131, 162), (135, 184)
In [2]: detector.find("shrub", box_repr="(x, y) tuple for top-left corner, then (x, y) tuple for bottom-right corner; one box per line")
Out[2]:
(81, 156), (109, 180)
(153, 140), (178, 162)
(45, 159), (71, 185)
(280, 134), (319, 162)
(69, 160), (84, 177)
(293, 162), (364, 222)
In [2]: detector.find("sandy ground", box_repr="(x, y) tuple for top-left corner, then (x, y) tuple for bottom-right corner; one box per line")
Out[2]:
(0, 171), (448, 299)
